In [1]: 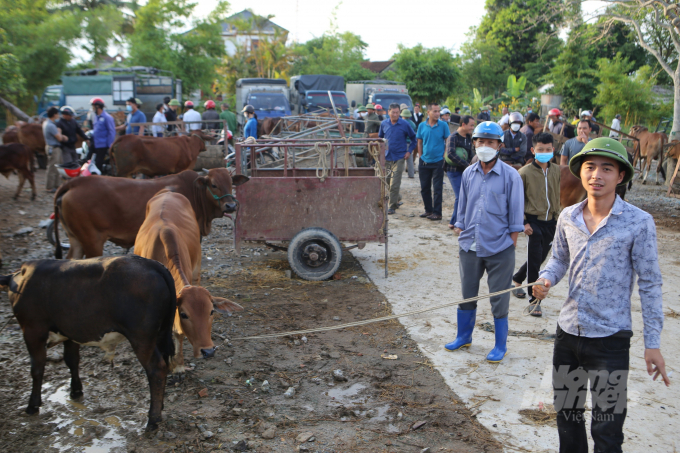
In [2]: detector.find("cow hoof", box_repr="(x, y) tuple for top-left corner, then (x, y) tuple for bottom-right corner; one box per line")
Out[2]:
(656, 182), (661, 186)
(642, 180), (647, 185)
(70, 389), (83, 399)
(26, 406), (40, 415)
(31, 195), (36, 201)
(145, 418), (161, 432)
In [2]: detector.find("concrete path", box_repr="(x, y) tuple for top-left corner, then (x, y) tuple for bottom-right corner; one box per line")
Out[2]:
(353, 176), (679, 452)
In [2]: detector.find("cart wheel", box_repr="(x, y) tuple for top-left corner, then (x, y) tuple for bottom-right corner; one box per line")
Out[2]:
(288, 228), (342, 281)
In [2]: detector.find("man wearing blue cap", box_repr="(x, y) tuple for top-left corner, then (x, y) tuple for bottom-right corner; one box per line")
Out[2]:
(446, 121), (525, 363)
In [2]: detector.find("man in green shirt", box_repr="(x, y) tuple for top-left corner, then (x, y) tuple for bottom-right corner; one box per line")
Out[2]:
(220, 103), (238, 137)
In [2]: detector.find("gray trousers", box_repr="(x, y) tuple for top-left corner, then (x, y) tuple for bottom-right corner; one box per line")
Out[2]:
(406, 153), (414, 178)
(385, 159), (405, 210)
(45, 145), (62, 190)
(459, 245), (515, 318)
(62, 146), (78, 164)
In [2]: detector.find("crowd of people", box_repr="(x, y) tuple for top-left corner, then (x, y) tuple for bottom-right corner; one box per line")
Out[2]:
(375, 102), (669, 453)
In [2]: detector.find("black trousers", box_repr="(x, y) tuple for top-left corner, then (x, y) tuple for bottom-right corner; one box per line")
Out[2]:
(418, 159), (444, 215)
(86, 147), (109, 173)
(513, 215), (556, 301)
(553, 325), (631, 453)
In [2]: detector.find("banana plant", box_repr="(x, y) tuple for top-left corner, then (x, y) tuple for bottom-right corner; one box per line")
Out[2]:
(505, 75), (527, 98)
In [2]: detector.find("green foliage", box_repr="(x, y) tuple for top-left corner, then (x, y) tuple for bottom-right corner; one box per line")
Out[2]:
(458, 34), (510, 99)
(342, 63), (376, 82)
(506, 75), (526, 98)
(0, 53), (26, 100)
(593, 55), (654, 127)
(0, 0), (80, 106)
(476, 0), (563, 76)
(128, 0), (227, 97)
(548, 24), (599, 113)
(291, 32), (369, 79)
(392, 44), (462, 104)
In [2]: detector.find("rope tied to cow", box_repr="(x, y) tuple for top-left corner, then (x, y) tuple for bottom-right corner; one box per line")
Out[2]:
(315, 141), (332, 182)
(230, 282), (543, 341)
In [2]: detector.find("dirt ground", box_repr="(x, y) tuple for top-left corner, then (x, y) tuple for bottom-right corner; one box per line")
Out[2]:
(0, 169), (499, 453)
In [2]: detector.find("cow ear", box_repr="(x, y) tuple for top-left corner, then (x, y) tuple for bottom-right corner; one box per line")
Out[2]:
(212, 297), (243, 314)
(232, 175), (250, 186)
(194, 176), (208, 188)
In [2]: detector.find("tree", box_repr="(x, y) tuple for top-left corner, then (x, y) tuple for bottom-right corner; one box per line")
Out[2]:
(0, 54), (27, 101)
(476, 0), (564, 76)
(127, 0), (227, 97)
(52, 0), (138, 64)
(575, 0), (680, 134)
(0, 0), (80, 107)
(392, 44), (462, 105)
(291, 31), (369, 79)
(548, 23), (599, 113)
(593, 55), (655, 125)
(458, 32), (511, 98)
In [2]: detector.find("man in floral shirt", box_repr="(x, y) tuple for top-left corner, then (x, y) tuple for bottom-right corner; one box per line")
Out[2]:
(533, 137), (670, 453)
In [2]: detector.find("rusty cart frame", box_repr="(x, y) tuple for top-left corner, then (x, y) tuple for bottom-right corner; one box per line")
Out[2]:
(232, 138), (389, 281)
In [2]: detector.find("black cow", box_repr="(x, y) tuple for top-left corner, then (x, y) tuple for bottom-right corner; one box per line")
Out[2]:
(0, 255), (176, 431)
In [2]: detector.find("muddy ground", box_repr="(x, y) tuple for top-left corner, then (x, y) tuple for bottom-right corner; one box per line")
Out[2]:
(0, 170), (499, 453)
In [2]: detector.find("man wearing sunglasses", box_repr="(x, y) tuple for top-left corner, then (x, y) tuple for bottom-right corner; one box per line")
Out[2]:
(533, 138), (669, 453)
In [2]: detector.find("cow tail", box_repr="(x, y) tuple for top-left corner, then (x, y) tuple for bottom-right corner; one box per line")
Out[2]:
(156, 264), (177, 365)
(659, 134), (668, 180)
(54, 186), (68, 259)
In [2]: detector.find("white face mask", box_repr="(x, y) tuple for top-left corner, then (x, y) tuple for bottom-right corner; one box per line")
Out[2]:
(476, 146), (498, 163)
(511, 123), (521, 132)
(360, 112), (367, 118)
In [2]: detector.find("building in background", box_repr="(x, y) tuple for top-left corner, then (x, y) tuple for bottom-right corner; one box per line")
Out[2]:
(221, 9), (289, 56)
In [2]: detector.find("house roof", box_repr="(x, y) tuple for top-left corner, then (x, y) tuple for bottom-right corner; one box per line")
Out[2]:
(221, 9), (288, 35)
(360, 60), (395, 73)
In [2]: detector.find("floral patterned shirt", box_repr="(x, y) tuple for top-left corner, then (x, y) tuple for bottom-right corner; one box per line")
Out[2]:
(539, 196), (664, 349)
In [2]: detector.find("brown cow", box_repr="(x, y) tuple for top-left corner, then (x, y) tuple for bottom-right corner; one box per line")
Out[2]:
(17, 122), (46, 157)
(53, 168), (249, 259)
(110, 133), (208, 177)
(0, 143), (36, 200)
(2, 125), (19, 144)
(0, 255), (176, 431)
(630, 125), (667, 185)
(134, 190), (242, 373)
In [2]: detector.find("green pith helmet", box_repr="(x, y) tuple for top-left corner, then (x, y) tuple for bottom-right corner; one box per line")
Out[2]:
(168, 99), (181, 106)
(569, 137), (634, 186)
(365, 103), (375, 110)
(400, 109), (412, 118)
(357, 106), (367, 112)
(135, 98), (143, 106)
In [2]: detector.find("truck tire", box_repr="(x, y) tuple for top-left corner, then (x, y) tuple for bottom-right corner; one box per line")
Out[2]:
(287, 228), (342, 281)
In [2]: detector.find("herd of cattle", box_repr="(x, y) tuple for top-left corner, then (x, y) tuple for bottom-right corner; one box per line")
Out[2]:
(1, 120), (251, 429)
(0, 117), (678, 431)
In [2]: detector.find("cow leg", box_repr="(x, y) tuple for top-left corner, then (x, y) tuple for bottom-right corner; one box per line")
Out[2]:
(130, 342), (168, 431)
(63, 340), (83, 398)
(26, 170), (36, 200)
(24, 330), (48, 414)
(642, 159), (651, 185)
(13, 173), (26, 200)
(81, 237), (106, 259)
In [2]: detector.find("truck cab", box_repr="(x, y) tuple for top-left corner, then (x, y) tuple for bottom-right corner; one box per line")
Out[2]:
(236, 78), (290, 129)
(37, 85), (65, 116)
(345, 81), (413, 113)
(303, 91), (350, 116)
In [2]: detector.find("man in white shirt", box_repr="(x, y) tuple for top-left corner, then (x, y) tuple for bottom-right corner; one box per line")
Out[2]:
(498, 107), (510, 131)
(183, 100), (202, 132)
(609, 114), (622, 140)
(152, 103), (167, 137)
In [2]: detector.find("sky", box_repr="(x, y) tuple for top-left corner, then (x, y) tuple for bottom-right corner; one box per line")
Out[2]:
(193, 0), (489, 60)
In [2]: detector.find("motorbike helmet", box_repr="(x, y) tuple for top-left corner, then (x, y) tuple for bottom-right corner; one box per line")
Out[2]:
(375, 104), (383, 111)
(509, 112), (523, 124)
(60, 106), (75, 116)
(548, 108), (561, 116)
(472, 121), (503, 141)
(204, 100), (216, 109)
(184, 100), (195, 108)
(441, 108), (451, 115)
(90, 97), (105, 108)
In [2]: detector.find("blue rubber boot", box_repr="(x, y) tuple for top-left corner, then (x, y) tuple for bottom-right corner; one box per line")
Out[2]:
(486, 316), (509, 362)
(444, 309), (476, 351)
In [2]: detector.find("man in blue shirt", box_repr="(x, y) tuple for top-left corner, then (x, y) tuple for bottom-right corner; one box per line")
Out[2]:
(116, 97), (147, 135)
(446, 121), (525, 363)
(379, 103), (416, 215)
(415, 103), (450, 220)
(85, 97), (117, 173)
(242, 104), (258, 139)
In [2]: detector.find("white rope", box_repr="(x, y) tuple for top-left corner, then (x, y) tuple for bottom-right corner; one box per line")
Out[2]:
(231, 282), (543, 341)
(315, 142), (332, 181)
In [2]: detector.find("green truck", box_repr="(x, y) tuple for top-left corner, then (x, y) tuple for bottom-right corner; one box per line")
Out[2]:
(37, 67), (182, 121)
